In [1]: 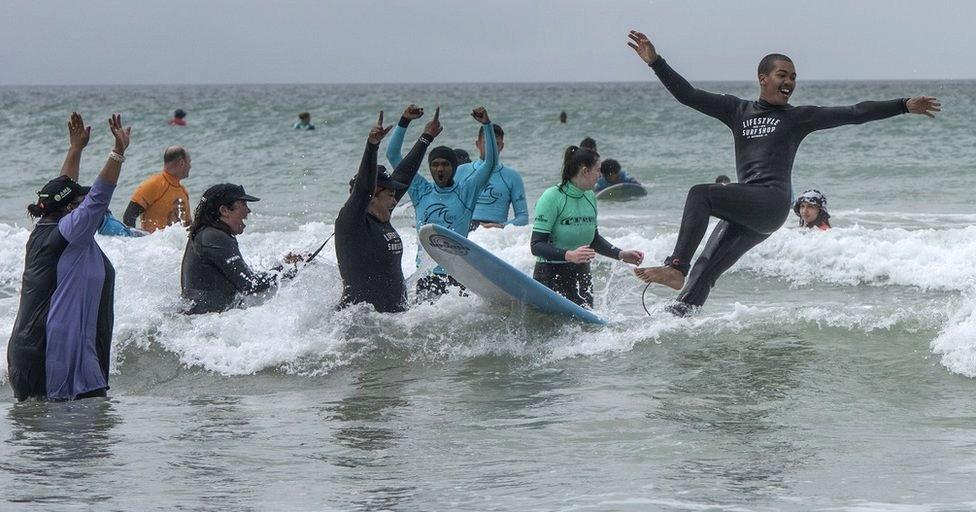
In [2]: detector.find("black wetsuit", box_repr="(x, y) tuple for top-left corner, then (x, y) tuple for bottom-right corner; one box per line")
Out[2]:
(335, 134), (432, 313)
(648, 57), (909, 312)
(180, 224), (277, 314)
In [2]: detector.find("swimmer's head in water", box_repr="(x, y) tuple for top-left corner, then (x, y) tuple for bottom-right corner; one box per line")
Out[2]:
(579, 137), (597, 153)
(298, 112), (311, 123)
(174, 109), (187, 119)
(428, 146), (458, 187)
(475, 123), (505, 158)
(758, 53), (795, 106)
(600, 159), (621, 180)
(793, 189), (830, 228)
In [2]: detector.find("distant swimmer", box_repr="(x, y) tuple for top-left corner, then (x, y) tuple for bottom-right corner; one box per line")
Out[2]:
(123, 145), (192, 233)
(579, 137), (597, 153)
(386, 104), (499, 302)
(8, 112), (131, 401)
(794, 189), (831, 230)
(168, 109), (187, 126)
(180, 184), (297, 314)
(559, 111), (567, 124)
(626, 29), (941, 315)
(531, 145), (644, 308)
(714, 175), (731, 184)
(594, 158), (640, 193)
(335, 110), (441, 313)
(294, 112), (315, 130)
(459, 122), (529, 230)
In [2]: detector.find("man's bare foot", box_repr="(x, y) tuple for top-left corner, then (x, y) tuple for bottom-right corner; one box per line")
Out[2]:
(634, 266), (685, 290)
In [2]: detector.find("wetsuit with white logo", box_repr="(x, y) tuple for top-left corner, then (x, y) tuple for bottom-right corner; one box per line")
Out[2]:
(648, 57), (909, 312)
(387, 119), (498, 275)
(181, 225), (279, 314)
(335, 134), (433, 312)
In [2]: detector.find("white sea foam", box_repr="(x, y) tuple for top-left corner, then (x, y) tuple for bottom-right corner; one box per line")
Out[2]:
(0, 220), (974, 380)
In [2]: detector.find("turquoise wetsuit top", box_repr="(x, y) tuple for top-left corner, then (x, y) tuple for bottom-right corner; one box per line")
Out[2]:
(456, 160), (529, 225)
(594, 170), (639, 193)
(387, 120), (498, 274)
(98, 211), (137, 237)
(532, 182), (599, 263)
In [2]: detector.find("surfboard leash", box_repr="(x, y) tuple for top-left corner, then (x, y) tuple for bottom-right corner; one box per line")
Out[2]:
(640, 282), (652, 316)
(304, 232), (335, 264)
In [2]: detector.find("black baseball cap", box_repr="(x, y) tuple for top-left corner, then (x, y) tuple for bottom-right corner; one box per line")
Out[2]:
(201, 183), (260, 204)
(37, 175), (90, 209)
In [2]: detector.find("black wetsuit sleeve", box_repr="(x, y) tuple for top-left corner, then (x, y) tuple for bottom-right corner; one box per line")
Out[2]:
(200, 232), (275, 295)
(390, 133), (434, 202)
(591, 229), (622, 260)
(649, 57), (740, 126)
(343, 142), (380, 216)
(798, 99), (909, 134)
(122, 201), (144, 227)
(531, 230), (567, 262)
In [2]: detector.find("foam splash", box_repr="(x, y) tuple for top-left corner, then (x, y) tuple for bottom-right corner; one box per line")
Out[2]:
(0, 220), (974, 380)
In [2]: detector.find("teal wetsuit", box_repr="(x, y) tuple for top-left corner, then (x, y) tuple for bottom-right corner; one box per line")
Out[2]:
(530, 182), (621, 307)
(387, 118), (498, 275)
(456, 160), (529, 226)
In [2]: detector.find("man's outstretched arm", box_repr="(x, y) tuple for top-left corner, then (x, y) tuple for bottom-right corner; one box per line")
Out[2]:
(802, 96), (941, 133)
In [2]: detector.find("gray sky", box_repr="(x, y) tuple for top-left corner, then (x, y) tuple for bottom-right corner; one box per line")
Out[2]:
(1, 0), (973, 85)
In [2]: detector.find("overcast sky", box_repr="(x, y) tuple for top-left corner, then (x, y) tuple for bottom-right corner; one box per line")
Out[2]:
(1, 0), (973, 85)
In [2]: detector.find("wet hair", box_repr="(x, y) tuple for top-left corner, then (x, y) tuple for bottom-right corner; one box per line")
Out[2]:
(163, 145), (188, 164)
(26, 202), (62, 219)
(600, 159), (621, 178)
(715, 174), (731, 184)
(579, 137), (597, 152)
(758, 53), (793, 76)
(561, 145), (600, 184)
(476, 123), (505, 141)
(298, 112), (311, 121)
(174, 109), (187, 119)
(188, 184), (240, 240)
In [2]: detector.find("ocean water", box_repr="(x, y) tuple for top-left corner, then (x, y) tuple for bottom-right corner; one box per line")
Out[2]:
(1, 80), (975, 511)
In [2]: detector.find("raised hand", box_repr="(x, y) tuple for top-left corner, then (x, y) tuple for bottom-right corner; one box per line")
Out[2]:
(368, 110), (393, 145)
(108, 114), (131, 154)
(627, 30), (659, 65)
(471, 106), (491, 125)
(906, 96), (941, 118)
(402, 104), (424, 120)
(67, 112), (91, 150)
(423, 106), (442, 138)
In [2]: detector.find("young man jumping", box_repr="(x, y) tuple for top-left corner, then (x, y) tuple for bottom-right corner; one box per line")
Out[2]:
(626, 29), (941, 315)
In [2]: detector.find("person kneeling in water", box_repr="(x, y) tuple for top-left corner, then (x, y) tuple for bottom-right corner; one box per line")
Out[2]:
(180, 184), (298, 314)
(794, 189), (831, 230)
(335, 110), (441, 313)
(594, 158), (640, 193)
(531, 146), (644, 308)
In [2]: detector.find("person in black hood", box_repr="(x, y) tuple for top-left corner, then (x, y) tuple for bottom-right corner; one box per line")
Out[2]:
(180, 183), (297, 314)
(626, 29), (941, 315)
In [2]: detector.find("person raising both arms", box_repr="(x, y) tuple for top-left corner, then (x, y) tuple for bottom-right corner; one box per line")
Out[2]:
(531, 145), (644, 308)
(386, 104), (498, 302)
(335, 110), (442, 313)
(461, 122), (529, 230)
(626, 29), (940, 316)
(7, 113), (131, 401)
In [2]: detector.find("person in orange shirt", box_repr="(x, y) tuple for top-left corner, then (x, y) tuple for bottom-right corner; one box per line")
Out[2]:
(123, 145), (192, 232)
